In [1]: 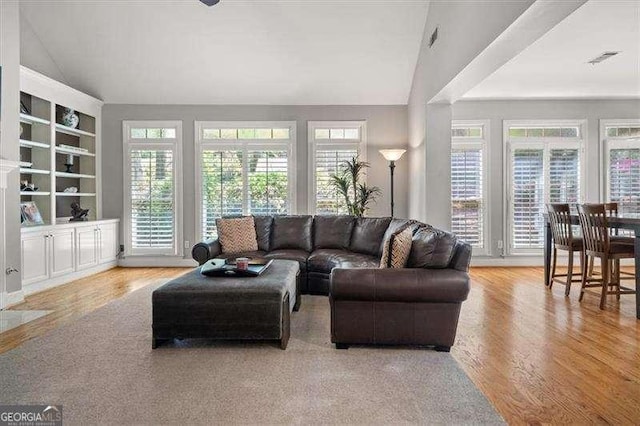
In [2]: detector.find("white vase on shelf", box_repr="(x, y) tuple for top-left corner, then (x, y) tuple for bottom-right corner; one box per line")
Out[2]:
(62, 108), (79, 129)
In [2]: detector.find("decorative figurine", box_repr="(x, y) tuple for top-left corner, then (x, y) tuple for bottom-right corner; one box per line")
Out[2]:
(70, 202), (89, 222)
(20, 180), (38, 192)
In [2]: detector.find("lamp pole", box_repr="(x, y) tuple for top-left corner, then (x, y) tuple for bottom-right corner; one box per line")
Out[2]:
(389, 160), (396, 217)
(378, 149), (406, 219)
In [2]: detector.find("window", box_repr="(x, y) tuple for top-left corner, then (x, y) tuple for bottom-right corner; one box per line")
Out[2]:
(196, 121), (296, 240)
(123, 121), (182, 256)
(505, 121), (585, 254)
(308, 121), (367, 215)
(451, 121), (488, 253)
(603, 120), (640, 215)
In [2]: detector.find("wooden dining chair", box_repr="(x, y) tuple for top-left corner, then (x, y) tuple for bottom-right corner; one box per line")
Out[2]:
(577, 203), (636, 309)
(546, 203), (584, 296)
(589, 202), (636, 280)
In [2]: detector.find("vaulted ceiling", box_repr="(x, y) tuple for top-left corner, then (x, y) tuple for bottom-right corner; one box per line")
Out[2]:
(20, 0), (429, 105)
(463, 0), (640, 99)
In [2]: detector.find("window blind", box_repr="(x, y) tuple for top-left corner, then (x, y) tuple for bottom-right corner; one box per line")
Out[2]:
(315, 148), (358, 214)
(201, 150), (244, 239)
(248, 150), (289, 215)
(549, 149), (580, 203)
(129, 149), (175, 250)
(451, 147), (483, 247)
(511, 148), (545, 249)
(609, 148), (640, 214)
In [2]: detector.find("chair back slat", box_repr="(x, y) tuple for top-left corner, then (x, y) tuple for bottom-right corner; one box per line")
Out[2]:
(547, 204), (573, 248)
(577, 204), (610, 256)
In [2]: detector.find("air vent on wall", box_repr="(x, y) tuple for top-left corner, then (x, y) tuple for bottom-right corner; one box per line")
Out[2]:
(587, 51), (620, 65)
(429, 27), (438, 48)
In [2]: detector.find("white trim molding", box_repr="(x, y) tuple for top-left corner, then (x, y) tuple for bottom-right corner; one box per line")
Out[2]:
(194, 120), (297, 241)
(503, 119), (587, 256)
(118, 256), (198, 268)
(122, 120), (183, 257)
(599, 118), (640, 205)
(307, 120), (367, 215)
(451, 119), (490, 256)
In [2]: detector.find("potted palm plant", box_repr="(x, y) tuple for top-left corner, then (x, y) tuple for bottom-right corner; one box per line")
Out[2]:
(330, 157), (381, 217)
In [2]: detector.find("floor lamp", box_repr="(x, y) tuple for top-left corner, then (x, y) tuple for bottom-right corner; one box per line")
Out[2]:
(379, 149), (406, 217)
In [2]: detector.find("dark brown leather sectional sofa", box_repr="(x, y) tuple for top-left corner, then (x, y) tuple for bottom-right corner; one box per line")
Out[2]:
(192, 215), (471, 350)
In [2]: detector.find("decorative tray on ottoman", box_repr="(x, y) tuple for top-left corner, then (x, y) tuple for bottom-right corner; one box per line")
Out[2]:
(200, 258), (273, 277)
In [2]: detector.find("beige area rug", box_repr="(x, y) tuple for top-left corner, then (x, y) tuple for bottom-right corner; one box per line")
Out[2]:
(0, 282), (503, 425)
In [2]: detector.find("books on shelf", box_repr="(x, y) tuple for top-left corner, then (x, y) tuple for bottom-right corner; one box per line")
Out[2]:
(58, 144), (89, 154)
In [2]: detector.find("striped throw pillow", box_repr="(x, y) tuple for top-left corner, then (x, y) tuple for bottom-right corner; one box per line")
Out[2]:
(380, 226), (414, 268)
(216, 217), (258, 254)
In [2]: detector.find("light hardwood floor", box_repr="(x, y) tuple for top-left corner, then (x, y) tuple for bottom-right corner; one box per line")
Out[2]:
(2, 266), (639, 424)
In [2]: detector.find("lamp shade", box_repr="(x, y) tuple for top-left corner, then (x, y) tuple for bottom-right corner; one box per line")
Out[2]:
(379, 149), (406, 161)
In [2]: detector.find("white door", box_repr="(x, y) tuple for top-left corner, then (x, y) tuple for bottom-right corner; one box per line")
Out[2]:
(21, 231), (49, 285)
(98, 223), (118, 264)
(50, 228), (75, 277)
(76, 225), (98, 271)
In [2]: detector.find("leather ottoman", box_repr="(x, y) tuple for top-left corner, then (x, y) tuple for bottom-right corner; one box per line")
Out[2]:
(152, 259), (300, 350)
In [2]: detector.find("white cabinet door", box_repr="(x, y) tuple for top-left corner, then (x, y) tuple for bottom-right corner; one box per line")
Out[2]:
(21, 231), (49, 285)
(98, 223), (118, 264)
(76, 225), (98, 271)
(50, 228), (75, 277)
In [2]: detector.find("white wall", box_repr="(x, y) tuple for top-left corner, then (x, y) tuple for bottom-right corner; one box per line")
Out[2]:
(407, 0), (535, 222)
(1, 0), (23, 294)
(102, 104), (408, 257)
(453, 99), (640, 258)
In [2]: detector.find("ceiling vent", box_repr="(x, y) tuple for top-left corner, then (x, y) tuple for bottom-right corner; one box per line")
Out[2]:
(429, 27), (438, 48)
(587, 51), (620, 65)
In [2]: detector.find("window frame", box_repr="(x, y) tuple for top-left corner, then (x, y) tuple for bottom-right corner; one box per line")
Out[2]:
(307, 121), (367, 215)
(451, 119), (490, 256)
(600, 118), (640, 204)
(194, 121), (297, 241)
(122, 120), (183, 257)
(503, 119), (586, 255)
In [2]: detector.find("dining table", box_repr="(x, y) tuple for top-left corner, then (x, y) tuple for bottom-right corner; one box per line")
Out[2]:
(543, 212), (640, 319)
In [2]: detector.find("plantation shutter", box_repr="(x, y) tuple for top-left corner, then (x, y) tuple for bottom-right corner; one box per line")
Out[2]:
(549, 149), (580, 203)
(315, 148), (358, 214)
(451, 147), (483, 247)
(248, 150), (289, 215)
(511, 148), (545, 249)
(130, 149), (175, 251)
(609, 148), (640, 214)
(201, 150), (244, 239)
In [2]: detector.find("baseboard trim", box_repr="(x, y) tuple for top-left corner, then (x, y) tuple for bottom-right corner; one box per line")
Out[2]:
(118, 257), (198, 268)
(2, 290), (25, 309)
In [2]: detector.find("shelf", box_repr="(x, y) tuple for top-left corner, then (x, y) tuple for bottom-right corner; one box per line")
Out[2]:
(55, 146), (95, 157)
(20, 168), (50, 175)
(20, 139), (50, 149)
(55, 123), (95, 138)
(20, 191), (50, 196)
(55, 171), (95, 179)
(55, 192), (96, 197)
(20, 113), (50, 126)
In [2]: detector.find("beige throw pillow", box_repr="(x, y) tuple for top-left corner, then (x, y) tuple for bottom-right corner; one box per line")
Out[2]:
(380, 226), (414, 268)
(216, 217), (258, 254)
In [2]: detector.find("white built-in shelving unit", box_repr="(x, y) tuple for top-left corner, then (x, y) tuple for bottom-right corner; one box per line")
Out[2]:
(18, 66), (118, 299)
(19, 66), (102, 224)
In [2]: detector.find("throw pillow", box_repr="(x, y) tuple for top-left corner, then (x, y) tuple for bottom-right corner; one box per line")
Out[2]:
(380, 226), (414, 268)
(216, 216), (258, 254)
